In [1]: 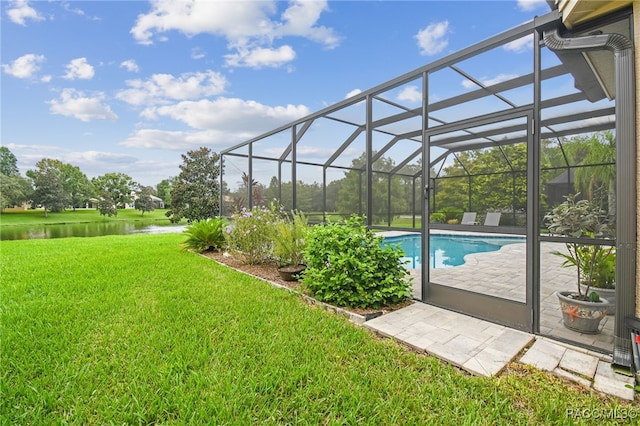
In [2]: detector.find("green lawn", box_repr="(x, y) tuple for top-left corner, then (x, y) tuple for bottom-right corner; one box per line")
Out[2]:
(388, 216), (421, 229)
(0, 234), (632, 424)
(0, 208), (174, 226)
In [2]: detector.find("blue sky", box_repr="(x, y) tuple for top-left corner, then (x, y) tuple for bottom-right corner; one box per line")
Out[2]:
(2, 0), (551, 186)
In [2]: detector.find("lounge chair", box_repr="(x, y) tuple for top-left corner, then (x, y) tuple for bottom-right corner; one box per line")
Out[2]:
(461, 212), (478, 225)
(484, 212), (501, 226)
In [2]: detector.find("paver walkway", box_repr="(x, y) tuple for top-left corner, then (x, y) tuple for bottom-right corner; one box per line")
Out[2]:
(365, 302), (532, 376)
(365, 302), (636, 401)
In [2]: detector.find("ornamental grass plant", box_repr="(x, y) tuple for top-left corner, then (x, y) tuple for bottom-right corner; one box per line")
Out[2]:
(271, 210), (308, 267)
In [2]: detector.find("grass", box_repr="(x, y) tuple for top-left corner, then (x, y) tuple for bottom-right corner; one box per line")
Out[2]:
(1, 234), (635, 424)
(0, 208), (174, 226)
(387, 216), (421, 229)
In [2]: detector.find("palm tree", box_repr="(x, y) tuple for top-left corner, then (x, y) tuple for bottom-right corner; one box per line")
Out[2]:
(241, 172), (264, 207)
(572, 131), (616, 221)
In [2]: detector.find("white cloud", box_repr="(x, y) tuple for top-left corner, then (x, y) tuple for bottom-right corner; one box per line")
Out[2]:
(461, 73), (519, 89)
(277, 0), (340, 48)
(61, 1), (99, 20)
(6, 0), (44, 25)
(41, 75), (52, 83)
(415, 21), (449, 56)
(8, 143), (170, 185)
(191, 47), (206, 60)
(2, 53), (45, 79)
(120, 128), (242, 150)
(49, 88), (118, 122)
(66, 150), (138, 166)
(116, 70), (228, 106)
(130, 0), (339, 68)
(125, 97), (310, 151)
(344, 88), (362, 99)
(120, 59), (140, 73)
(130, 0), (271, 44)
(141, 97), (310, 132)
(397, 86), (422, 103)
(264, 145), (357, 159)
(504, 34), (534, 53)
(225, 45), (296, 68)
(293, 145), (333, 157)
(517, 0), (548, 12)
(5, 143), (62, 153)
(63, 57), (95, 80)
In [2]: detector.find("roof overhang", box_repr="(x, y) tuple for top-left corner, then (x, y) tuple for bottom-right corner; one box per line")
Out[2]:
(555, 0), (632, 29)
(550, 1), (632, 101)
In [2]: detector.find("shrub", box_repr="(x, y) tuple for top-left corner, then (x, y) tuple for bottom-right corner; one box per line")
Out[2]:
(429, 212), (446, 223)
(272, 210), (308, 267)
(440, 207), (463, 222)
(301, 215), (412, 309)
(181, 217), (227, 253)
(226, 204), (284, 265)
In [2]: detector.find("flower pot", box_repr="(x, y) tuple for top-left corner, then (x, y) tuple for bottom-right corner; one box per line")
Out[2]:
(556, 291), (610, 334)
(277, 264), (307, 281)
(580, 284), (615, 315)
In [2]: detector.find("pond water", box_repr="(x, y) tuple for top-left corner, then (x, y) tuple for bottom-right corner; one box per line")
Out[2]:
(1, 221), (186, 240)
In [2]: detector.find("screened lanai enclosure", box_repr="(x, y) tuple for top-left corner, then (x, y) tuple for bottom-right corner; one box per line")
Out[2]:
(220, 8), (636, 365)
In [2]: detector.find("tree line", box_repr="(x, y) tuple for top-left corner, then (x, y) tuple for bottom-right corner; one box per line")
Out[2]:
(0, 146), (221, 223)
(3, 130), (611, 224)
(224, 131), (615, 225)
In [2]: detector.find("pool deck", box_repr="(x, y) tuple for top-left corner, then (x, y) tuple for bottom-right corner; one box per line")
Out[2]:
(365, 230), (635, 401)
(383, 230), (614, 350)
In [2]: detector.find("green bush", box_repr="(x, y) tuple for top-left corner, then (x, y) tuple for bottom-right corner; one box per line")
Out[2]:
(429, 212), (446, 223)
(181, 217), (228, 253)
(226, 204), (284, 265)
(301, 215), (412, 309)
(439, 207), (463, 222)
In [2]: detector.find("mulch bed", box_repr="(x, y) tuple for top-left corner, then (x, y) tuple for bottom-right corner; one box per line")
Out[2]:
(203, 251), (413, 317)
(204, 251), (302, 290)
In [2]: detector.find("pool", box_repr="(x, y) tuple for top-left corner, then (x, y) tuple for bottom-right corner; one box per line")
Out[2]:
(382, 233), (525, 269)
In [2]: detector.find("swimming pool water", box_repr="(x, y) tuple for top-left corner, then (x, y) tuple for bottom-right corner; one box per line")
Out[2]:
(382, 234), (525, 269)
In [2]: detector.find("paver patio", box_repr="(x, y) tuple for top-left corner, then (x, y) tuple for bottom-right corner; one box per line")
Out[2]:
(390, 230), (615, 352)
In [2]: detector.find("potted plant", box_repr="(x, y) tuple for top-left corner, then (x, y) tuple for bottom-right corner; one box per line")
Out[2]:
(545, 193), (615, 334)
(272, 211), (308, 281)
(576, 245), (616, 315)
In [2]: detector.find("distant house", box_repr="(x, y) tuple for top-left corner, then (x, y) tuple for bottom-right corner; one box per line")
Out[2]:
(150, 195), (164, 209)
(86, 198), (102, 209)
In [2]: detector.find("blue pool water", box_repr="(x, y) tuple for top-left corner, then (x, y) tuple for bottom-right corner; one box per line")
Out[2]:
(382, 234), (525, 269)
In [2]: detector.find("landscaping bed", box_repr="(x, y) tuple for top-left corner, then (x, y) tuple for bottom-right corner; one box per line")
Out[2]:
(206, 250), (413, 318)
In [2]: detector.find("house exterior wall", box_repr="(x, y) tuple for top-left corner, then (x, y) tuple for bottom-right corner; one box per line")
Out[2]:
(635, 1), (639, 316)
(558, 0), (639, 316)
